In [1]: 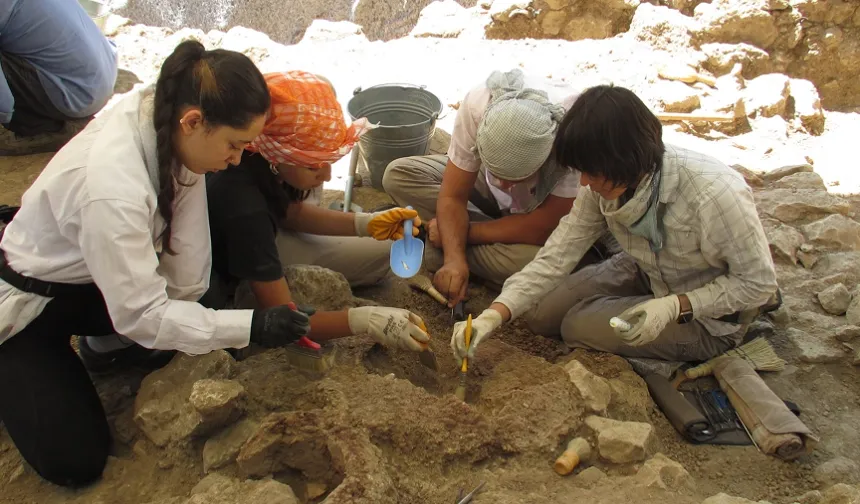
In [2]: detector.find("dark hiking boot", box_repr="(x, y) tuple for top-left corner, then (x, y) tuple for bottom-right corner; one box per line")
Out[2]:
(0, 118), (91, 156)
(77, 336), (177, 375)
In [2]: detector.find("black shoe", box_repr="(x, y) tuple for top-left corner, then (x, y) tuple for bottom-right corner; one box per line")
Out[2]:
(0, 118), (91, 156)
(77, 336), (176, 375)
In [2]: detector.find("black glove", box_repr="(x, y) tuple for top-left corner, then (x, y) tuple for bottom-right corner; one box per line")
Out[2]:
(250, 305), (312, 348)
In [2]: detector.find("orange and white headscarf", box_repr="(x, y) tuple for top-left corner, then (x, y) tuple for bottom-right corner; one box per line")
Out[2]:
(249, 71), (376, 168)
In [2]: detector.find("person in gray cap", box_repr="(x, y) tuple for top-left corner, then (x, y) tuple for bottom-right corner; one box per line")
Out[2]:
(383, 69), (609, 307)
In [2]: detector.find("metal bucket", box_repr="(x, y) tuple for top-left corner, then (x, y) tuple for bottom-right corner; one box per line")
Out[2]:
(78, 0), (110, 32)
(347, 84), (443, 190)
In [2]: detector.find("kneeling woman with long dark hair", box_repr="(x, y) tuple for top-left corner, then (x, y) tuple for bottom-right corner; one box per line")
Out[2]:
(0, 41), (312, 487)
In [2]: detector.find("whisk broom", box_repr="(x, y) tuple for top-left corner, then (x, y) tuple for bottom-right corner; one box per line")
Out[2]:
(685, 337), (785, 379)
(406, 274), (448, 306)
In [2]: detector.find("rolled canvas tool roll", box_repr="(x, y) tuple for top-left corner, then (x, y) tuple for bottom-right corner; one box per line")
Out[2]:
(645, 373), (715, 443)
(713, 356), (818, 460)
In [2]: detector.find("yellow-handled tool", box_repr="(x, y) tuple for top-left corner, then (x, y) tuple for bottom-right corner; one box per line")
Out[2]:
(454, 314), (472, 401)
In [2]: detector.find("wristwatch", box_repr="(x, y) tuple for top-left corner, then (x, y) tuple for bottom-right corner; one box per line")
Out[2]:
(677, 294), (694, 324)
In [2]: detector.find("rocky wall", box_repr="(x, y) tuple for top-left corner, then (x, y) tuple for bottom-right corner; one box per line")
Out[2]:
(485, 0), (860, 109)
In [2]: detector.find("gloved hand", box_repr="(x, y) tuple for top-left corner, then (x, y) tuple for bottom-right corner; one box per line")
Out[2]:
(450, 308), (503, 365)
(347, 306), (430, 351)
(354, 207), (421, 241)
(613, 295), (680, 346)
(250, 305), (312, 348)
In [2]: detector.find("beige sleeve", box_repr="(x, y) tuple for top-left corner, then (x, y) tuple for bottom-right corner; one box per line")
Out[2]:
(446, 84), (491, 173)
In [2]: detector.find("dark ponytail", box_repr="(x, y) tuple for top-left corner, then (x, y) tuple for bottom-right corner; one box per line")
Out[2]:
(153, 39), (270, 253)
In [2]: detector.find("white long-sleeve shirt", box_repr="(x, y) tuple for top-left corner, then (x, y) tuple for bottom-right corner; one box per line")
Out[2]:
(0, 86), (251, 353)
(495, 145), (779, 337)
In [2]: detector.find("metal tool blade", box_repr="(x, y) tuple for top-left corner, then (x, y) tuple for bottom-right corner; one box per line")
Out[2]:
(418, 348), (439, 371)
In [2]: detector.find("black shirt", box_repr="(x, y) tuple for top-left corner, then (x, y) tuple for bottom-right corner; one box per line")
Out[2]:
(206, 166), (284, 287)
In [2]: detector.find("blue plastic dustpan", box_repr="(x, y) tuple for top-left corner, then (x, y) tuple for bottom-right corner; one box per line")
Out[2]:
(390, 206), (424, 278)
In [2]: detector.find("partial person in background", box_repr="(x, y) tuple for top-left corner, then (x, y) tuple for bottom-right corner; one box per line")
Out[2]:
(0, 0), (118, 155)
(0, 41), (309, 488)
(382, 68), (613, 307)
(203, 70), (430, 352)
(450, 85), (780, 365)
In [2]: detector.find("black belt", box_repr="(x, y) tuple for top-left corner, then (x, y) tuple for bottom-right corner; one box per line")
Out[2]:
(0, 228), (98, 298)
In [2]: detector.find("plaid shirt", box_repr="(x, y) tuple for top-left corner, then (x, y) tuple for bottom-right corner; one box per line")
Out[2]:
(495, 145), (778, 337)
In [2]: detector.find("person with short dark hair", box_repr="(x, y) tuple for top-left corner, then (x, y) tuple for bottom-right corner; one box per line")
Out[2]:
(0, 0), (118, 155)
(382, 69), (612, 308)
(449, 85), (779, 364)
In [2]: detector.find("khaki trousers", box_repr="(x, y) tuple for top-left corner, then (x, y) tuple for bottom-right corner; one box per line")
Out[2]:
(526, 253), (743, 362)
(275, 232), (391, 287)
(382, 154), (547, 289)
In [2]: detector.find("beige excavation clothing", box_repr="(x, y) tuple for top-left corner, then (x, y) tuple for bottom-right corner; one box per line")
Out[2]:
(526, 253), (740, 361)
(275, 231), (390, 287)
(495, 145), (779, 362)
(274, 188), (391, 287)
(383, 154), (548, 289)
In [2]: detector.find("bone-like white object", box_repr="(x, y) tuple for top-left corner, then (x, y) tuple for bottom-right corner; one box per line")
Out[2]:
(406, 275), (448, 306)
(609, 317), (632, 332)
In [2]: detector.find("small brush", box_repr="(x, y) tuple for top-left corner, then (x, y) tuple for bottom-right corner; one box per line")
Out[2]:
(283, 303), (336, 374)
(454, 314), (472, 401)
(406, 274), (448, 306)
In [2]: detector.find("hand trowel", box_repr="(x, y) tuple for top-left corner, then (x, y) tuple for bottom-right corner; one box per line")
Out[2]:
(390, 206), (423, 279)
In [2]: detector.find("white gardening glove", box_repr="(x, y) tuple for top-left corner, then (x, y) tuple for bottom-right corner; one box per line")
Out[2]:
(450, 308), (504, 365)
(613, 295), (681, 346)
(347, 306), (430, 351)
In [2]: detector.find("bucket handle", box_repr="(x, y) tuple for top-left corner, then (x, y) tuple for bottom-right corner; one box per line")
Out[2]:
(352, 84), (445, 121)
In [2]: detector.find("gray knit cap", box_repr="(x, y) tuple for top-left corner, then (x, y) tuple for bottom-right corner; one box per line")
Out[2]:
(475, 69), (566, 182)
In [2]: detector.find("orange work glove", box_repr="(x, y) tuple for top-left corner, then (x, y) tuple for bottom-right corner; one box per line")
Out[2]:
(354, 207), (422, 241)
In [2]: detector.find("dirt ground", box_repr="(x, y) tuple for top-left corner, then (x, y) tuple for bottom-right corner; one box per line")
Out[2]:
(2, 158), (860, 503)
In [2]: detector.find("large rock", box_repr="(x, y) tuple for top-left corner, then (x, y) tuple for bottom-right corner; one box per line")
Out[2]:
(186, 473), (298, 504)
(654, 80), (701, 112)
(834, 325), (860, 343)
(770, 171), (827, 191)
(814, 457), (860, 487)
(790, 78), (826, 135)
(755, 189), (851, 223)
(541, 10), (569, 36)
(627, 4), (699, 51)
(694, 0), (779, 49)
(847, 294), (860, 326)
(817, 283), (852, 315)
(702, 494), (765, 504)
(203, 419), (259, 473)
(795, 490), (823, 504)
(786, 328), (844, 363)
(299, 20), (366, 44)
(235, 264), (356, 311)
(585, 416), (655, 463)
(700, 42), (770, 76)
(743, 73), (791, 118)
(190, 380), (245, 427)
(802, 215), (860, 251)
(762, 219), (805, 264)
(634, 453), (695, 491)
(410, 0), (470, 38)
(561, 13), (616, 40)
(818, 483), (860, 504)
(760, 163), (814, 183)
(564, 360), (612, 413)
(134, 352), (237, 447)
(237, 411), (338, 482)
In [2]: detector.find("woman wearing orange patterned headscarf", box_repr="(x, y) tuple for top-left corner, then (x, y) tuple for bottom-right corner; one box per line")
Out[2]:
(201, 71), (431, 352)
